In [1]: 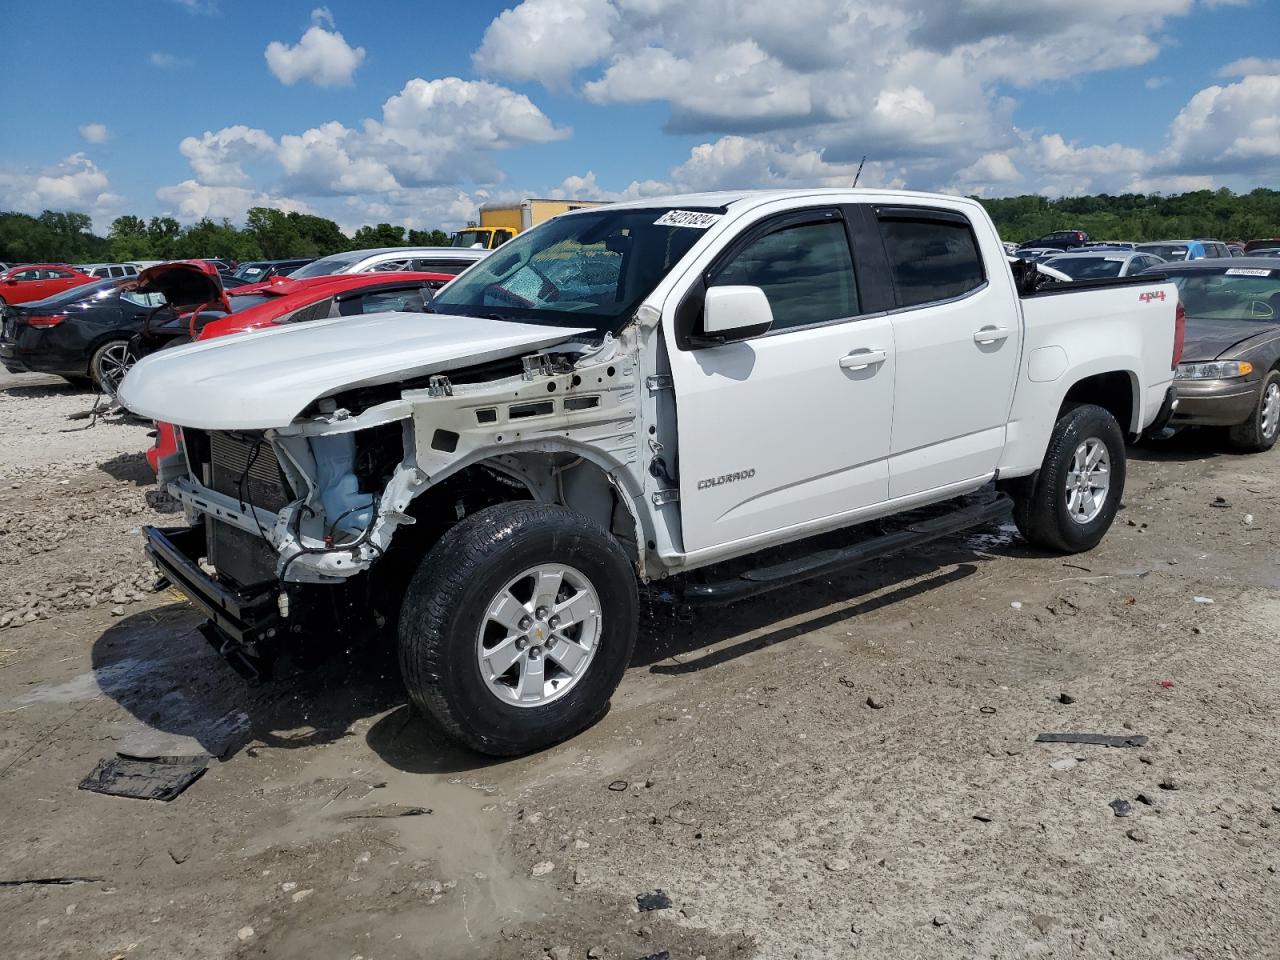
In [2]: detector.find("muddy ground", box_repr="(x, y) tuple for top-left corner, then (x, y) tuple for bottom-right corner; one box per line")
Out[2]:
(1, 369), (1278, 960)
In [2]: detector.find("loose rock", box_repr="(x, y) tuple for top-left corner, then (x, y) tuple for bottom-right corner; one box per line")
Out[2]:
(530, 861), (555, 878)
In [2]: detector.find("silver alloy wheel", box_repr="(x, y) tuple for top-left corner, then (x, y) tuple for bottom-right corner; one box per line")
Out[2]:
(95, 341), (135, 395)
(1261, 381), (1280, 440)
(1065, 437), (1110, 525)
(475, 563), (602, 707)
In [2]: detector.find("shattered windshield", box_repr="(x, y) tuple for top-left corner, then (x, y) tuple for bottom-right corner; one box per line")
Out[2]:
(430, 207), (721, 330)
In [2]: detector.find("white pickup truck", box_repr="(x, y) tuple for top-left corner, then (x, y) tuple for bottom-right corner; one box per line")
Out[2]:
(120, 189), (1181, 755)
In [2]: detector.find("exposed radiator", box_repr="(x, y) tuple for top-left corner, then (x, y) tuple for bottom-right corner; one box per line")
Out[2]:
(207, 431), (293, 513)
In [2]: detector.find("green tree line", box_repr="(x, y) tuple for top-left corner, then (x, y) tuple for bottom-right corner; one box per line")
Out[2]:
(980, 187), (1280, 244)
(4, 188), (1279, 266)
(0, 207), (451, 265)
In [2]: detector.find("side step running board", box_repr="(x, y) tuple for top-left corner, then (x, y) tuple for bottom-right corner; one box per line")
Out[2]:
(682, 494), (1012, 606)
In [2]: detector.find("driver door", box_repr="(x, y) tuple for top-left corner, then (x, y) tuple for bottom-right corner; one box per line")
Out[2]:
(665, 208), (895, 554)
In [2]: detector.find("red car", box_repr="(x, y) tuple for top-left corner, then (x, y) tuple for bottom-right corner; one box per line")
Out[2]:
(140, 270), (451, 470)
(0, 263), (96, 310)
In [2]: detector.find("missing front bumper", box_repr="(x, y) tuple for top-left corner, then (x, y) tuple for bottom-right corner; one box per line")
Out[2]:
(144, 525), (282, 674)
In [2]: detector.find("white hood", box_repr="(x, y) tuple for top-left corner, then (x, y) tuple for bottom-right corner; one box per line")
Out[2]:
(117, 311), (591, 430)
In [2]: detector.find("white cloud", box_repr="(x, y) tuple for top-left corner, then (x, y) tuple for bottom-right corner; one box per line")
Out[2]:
(79, 123), (110, 144)
(178, 126), (276, 186)
(149, 51), (189, 68)
(473, 0), (618, 87)
(1218, 57), (1280, 78)
(1161, 75), (1280, 175)
(159, 77), (569, 223)
(170, 0), (217, 13)
(156, 181), (311, 222)
(1145, 76), (1171, 90)
(0, 153), (120, 216)
(265, 10), (365, 87)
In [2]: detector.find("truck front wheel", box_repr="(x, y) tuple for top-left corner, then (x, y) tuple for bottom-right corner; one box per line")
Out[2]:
(1011, 403), (1126, 553)
(398, 502), (638, 756)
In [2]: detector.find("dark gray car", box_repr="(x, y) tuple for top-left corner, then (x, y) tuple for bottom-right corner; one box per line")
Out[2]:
(1140, 258), (1280, 451)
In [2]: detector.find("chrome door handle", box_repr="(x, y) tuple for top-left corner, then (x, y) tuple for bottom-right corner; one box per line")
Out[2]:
(839, 349), (887, 371)
(973, 326), (1011, 345)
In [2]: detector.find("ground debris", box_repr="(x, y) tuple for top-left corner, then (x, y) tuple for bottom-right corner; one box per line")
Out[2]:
(0, 876), (102, 887)
(1110, 799), (1133, 818)
(637, 889), (673, 912)
(1036, 733), (1148, 748)
(79, 753), (208, 801)
(341, 805), (431, 819)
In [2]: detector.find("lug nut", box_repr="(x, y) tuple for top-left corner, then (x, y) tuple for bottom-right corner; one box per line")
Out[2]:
(529, 646), (542, 659)
(545, 636), (557, 648)
(518, 615), (532, 630)
(535, 606), (549, 620)
(548, 614), (560, 628)
(515, 637), (528, 651)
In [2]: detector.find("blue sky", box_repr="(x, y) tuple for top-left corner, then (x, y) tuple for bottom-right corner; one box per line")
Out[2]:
(1, 0), (1277, 232)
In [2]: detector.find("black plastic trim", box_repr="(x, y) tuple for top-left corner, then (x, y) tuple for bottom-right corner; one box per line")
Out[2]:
(682, 494), (1012, 605)
(144, 525), (279, 644)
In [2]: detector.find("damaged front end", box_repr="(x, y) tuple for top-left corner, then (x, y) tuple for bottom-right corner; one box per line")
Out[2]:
(146, 332), (643, 677)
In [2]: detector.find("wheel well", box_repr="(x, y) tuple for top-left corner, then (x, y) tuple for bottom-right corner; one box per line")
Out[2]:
(1062, 371), (1136, 435)
(400, 456), (641, 568)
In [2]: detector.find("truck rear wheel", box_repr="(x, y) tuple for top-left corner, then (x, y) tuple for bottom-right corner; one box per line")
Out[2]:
(398, 502), (638, 756)
(1011, 403), (1126, 553)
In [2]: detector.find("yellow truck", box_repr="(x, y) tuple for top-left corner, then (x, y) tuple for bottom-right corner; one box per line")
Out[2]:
(451, 198), (606, 249)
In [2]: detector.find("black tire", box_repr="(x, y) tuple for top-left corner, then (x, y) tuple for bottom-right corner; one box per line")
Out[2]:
(89, 339), (134, 395)
(1011, 403), (1127, 553)
(398, 502), (638, 756)
(1226, 369), (1280, 453)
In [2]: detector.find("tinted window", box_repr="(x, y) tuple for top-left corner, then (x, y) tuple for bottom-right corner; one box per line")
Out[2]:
(713, 219), (858, 331)
(880, 216), (985, 307)
(1042, 256), (1125, 280)
(122, 290), (168, 308)
(347, 288), (430, 315)
(288, 253), (365, 279)
(12, 270), (41, 281)
(48, 269), (75, 279)
(1138, 244), (1188, 261)
(414, 258), (470, 275)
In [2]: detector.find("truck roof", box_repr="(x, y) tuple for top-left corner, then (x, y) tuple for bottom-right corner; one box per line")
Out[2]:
(559, 188), (986, 215)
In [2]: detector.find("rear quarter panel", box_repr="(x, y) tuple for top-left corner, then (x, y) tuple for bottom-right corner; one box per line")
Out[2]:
(999, 282), (1177, 477)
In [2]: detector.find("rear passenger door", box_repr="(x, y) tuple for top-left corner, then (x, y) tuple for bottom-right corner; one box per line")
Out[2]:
(873, 205), (1021, 499)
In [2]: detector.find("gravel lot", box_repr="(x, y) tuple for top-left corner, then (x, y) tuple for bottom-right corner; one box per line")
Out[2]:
(1, 368), (1278, 960)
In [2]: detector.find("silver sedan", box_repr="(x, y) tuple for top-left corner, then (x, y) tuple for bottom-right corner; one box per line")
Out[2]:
(1041, 249), (1167, 280)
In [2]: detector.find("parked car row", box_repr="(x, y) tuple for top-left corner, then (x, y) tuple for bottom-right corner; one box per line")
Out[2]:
(0, 245), (488, 390)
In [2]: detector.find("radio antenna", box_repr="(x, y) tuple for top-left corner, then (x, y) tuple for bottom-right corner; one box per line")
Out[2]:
(852, 155), (867, 188)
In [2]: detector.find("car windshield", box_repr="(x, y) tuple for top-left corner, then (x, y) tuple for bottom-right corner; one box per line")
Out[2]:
(1138, 244), (1188, 261)
(1043, 256), (1127, 280)
(1170, 270), (1280, 322)
(452, 230), (490, 248)
(430, 207), (717, 330)
(289, 253), (366, 279)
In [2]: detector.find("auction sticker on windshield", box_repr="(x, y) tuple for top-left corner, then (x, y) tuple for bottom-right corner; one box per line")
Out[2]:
(654, 210), (723, 229)
(1225, 268), (1273, 277)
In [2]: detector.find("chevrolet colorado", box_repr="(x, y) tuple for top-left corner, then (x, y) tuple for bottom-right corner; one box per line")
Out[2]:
(119, 190), (1181, 755)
